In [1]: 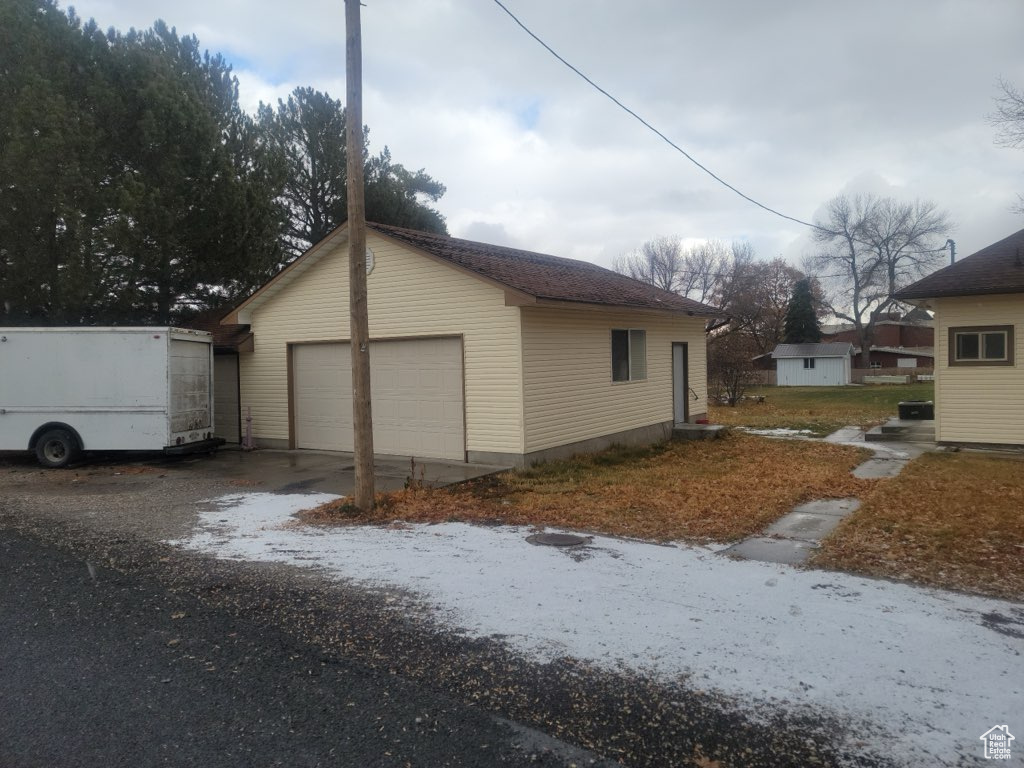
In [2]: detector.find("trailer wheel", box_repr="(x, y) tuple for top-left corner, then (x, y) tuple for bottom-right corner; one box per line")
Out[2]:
(35, 429), (79, 468)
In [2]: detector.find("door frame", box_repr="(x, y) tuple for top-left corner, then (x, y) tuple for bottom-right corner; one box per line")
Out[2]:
(672, 342), (689, 424)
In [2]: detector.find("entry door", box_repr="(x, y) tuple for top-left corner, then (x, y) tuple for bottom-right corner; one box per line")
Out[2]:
(672, 342), (689, 424)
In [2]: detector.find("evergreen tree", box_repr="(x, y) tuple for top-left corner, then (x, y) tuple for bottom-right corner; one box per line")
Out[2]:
(103, 21), (285, 321)
(0, 2), (447, 323)
(782, 278), (822, 344)
(0, 2), (284, 323)
(0, 1), (116, 322)
(258, 87), (447, 258)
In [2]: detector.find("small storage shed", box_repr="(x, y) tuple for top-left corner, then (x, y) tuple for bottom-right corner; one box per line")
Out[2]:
(771, 343), (853, 386)
(223, 222), (721, 466)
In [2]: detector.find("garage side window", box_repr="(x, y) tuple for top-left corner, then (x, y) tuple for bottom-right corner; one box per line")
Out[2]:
(949, 326), (1014, 366)
(611, 329), (647, 382)
(803, 358), (815, 369)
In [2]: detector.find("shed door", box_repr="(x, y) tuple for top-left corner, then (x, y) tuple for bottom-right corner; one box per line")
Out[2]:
(292, 338), (465, 460)
(214, 354), (240, 443)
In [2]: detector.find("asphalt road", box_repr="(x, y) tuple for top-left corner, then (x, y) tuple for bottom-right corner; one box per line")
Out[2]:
(0, 529), (603, 768)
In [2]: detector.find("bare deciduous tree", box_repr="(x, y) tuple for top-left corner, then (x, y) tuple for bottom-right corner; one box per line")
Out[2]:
(679, 240), (733, 306)
(719, 258), (814, 355)
(619, 236), (814, 366)
(990, 77), (1024, 147)
(708, 332), (761, 406)
(989, 78), (1024, 213)
(808, 194), (952, 368)
(613, 237), (737, 306)
(613, 236), (685, 292)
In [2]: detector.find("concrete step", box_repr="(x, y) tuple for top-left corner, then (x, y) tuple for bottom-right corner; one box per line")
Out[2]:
(673, 423), (729, 441)
(865, 425), (899, 442)
(865, 423), (934, 443)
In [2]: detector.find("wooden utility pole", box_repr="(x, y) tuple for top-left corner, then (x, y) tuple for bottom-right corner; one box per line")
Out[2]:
(345, 0), (374, 509)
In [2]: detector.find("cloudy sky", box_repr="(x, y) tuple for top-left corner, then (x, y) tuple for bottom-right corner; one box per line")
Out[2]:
(69, 0), (1024, 268)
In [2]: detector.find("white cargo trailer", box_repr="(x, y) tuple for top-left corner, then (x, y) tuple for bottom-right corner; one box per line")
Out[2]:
(0, 327), (223, 467)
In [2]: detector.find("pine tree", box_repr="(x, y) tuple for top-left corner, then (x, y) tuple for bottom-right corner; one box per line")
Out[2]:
(782, 278), (822, 344)
(258, 87), (447, 258)
(0, 1), (115, 322)
(0, 3), (285, 323)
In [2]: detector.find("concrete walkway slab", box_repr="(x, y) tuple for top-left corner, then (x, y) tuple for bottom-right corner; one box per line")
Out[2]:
(852, 457), (909, 479)
(762, 510), (846, 541)
(822, 426), (863, 443)
(726, 423), (939, 566)
(722, 536), (817, 565)
(790, 498), (861, 517)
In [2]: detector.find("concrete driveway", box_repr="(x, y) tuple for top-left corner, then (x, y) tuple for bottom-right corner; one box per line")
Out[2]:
(154, 447), (508, 496)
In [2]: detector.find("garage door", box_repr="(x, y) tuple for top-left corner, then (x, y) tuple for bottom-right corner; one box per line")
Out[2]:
(292, 338), (465, 460)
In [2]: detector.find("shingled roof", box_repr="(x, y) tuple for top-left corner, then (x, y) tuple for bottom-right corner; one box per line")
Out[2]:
(367, 223), (720, 316)
(894, 227), (1024, 300)
(771, 342), (854, 359)
(182, 307), (251, 350)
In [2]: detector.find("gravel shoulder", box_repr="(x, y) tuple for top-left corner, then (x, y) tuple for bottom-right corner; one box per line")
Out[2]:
(0, 454), (883, 768)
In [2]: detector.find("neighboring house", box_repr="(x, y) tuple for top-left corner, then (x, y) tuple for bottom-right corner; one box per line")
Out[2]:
(771, 343), (853, 386)
(822, 312), (934, 370)
(854, 346), (934, 369)
(822, 313), (934, 349)
(894, 227), (1024, 448)
(223, 222), (720, 466)
(182, 308), (252, 444)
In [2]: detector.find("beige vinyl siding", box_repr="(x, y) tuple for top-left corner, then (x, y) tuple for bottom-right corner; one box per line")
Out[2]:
(239, 232), (524, 454)
(934, 294), (1024, 445)
(520, 306), (707, 452)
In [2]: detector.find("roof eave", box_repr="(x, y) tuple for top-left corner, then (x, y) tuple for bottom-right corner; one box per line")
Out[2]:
(531, 297), (721, 317)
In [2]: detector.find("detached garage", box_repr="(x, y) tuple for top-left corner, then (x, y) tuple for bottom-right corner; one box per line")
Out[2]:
(772, 343), (854, 386)
(225, 222), (719, 466)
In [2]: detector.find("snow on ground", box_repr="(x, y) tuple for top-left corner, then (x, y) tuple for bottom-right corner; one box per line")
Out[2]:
(170, 492), (1024, 766)
(738, 427), (816, 437)
(742, 425), (918, 459)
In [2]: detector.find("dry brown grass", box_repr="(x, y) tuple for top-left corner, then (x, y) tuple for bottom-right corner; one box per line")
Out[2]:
(813, 451), (1024, 600)
(299, 433), (872, 542)
(710, 383), (935, 436)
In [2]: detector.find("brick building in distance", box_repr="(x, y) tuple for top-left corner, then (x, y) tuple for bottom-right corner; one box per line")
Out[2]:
(820, 308), (934, 369)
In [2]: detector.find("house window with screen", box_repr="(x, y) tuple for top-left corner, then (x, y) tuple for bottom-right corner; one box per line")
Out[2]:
(611, 329), (647, 381)
(949, 326), (1014, 366)
(803, 358), (815, 369)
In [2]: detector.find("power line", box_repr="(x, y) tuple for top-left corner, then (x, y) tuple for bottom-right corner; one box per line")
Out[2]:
(490, 0), (953, 259)
(490, 0), (827, 233)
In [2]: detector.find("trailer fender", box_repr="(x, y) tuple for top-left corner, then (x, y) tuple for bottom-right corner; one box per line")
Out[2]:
(28, 422), (84, 452)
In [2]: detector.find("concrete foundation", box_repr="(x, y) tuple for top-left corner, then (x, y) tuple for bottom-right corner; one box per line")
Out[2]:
(258, 419), (691, 469)
(469, 421), (675, 469)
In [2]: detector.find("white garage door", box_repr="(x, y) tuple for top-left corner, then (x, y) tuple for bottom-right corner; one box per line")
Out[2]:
(292, 338), (465, 460)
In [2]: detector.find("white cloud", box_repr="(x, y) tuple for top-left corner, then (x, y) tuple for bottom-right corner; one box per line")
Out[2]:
(65, 0), (1024, 266)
